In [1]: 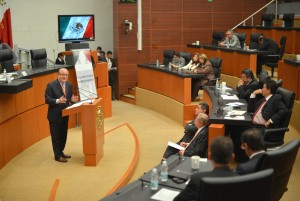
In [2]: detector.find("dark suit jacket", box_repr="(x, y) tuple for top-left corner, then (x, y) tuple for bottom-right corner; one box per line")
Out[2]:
(45, 79), (73, 123)
(236, 79), (260, 102)
(103, 57), (116, 68)
(236, 152), (265, 175)
(258, 38), (279, 55)
(55, 58), (65, 65)
(173, 166), (238, 201)
(183, 126), (208, 158)
(180, 119), (198, 143)
(247, 94), (288, 127)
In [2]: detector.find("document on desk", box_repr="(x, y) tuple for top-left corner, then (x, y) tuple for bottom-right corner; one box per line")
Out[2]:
(230, 110), (246, 115)
(66, 100), (93, 109)
(226, 102), (245, 106)
(221, 94), (239, 100)
(151, 188), (180, 201)
(224, 115), (245, 120)
(168, 141), (184, 150)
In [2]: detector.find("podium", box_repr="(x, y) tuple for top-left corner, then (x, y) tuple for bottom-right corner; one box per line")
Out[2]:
(62, 98), (104, 166)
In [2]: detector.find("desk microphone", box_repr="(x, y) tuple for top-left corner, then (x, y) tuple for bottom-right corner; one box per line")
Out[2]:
(75, 87), (99, 99)
(75, 88), (93, 104)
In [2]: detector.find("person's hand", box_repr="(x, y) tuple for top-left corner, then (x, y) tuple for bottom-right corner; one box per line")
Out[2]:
(59, 96), (67, 104)
(71, 95), (79, 102)
(179, 150), (184, 156)
(238, 79), (244, 86)
(265, 120), (271, 128)
(253, 89), (262, 95)
(219, 42), (224, 47)
(180, 142), (188, 147)
(171, 64), (177, 68)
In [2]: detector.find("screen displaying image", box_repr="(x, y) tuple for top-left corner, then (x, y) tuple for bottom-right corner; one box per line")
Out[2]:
(58, 15), (95, 43)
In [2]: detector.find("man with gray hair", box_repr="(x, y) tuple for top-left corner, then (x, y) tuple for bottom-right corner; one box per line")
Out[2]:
(218, 30), (241, 48)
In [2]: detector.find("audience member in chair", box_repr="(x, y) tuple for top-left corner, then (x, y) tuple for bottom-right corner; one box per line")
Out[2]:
(218, 30), (241, 48)
(170, 51), (185, 69)
(236, 69), (260, 103)
(236, 129), (265, 175)
(174, 136), (238, 201)
(55, 52), (65, 65)
(257, 36), (279, 76)
(162, 102), (209, 160)
(192, 54), (215, 101)
(181, 53), (200, 71)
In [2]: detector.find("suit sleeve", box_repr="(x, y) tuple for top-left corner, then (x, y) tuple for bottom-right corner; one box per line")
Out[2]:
(184, 127), (208, 158)
(237, 81), (259, 100)
(267, 98), (288, 124)
(173, 175), (198, 201)
(45, 83), (57, 106)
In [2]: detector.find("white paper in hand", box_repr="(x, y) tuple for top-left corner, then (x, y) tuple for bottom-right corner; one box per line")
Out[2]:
(167, 141), (184, 150)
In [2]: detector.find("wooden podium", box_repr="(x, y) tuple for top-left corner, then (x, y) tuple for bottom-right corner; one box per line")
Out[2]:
(62, 98), (104, 166)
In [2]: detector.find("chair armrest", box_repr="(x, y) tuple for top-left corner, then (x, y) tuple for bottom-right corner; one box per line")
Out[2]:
(264, 127), (289, 136)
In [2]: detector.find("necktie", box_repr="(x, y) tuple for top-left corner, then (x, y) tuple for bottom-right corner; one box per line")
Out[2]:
(61, 83), (66, 96)
(252, 98), (266, 123)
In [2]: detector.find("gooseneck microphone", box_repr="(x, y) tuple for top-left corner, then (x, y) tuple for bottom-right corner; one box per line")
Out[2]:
(75, 87), (93, 104)
(76, 87), (99, 99)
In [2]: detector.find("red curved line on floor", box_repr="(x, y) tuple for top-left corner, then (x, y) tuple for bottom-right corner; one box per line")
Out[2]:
(49, 179), (60, 201)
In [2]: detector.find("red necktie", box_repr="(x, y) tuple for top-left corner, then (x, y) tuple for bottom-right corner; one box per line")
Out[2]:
(252, 98), (266, 123)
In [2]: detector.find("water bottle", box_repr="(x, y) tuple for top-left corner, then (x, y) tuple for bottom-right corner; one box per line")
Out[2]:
(243, 42), (247, 50)
(3, 69), (7, 78)
(151, 168), (159, 190)
(282, 21), (285, 27)
(156, 60), (159, 68)
(160, 161), (168, 182)
(168, 62), (171, 70)
(262, 20), (265, 27)
(215, 78), (219, 89)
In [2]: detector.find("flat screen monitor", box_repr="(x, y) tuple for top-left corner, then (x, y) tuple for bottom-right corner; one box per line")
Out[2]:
(58, 14), (95, 43)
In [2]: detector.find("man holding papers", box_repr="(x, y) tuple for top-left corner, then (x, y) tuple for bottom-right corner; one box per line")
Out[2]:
(45, 68), (78, 163)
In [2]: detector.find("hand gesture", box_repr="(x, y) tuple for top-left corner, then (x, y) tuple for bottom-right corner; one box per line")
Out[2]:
(71, 94), (79, 102)
(59, 96), (67, 104)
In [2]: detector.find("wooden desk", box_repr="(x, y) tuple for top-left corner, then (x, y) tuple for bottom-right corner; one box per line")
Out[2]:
(236, 26), (300, 54)
(278, 59), (300, 100)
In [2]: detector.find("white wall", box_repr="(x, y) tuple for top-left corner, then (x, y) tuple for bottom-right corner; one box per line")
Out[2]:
(10, 0), (113, 61)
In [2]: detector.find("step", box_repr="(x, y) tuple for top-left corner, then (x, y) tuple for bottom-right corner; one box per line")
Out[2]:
(128, 88), (136, 96)
(120, 94), (136, 105)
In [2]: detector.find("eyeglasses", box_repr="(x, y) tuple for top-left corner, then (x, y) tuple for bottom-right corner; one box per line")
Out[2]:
(59, 74), (68, 76)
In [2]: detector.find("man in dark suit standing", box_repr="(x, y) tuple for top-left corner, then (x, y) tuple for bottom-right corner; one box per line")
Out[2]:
(236, 129), (265, 175)
(104, 51), (117, 100)
(236, 69), (260, 103)
(173, 136), (238, 201)
(45, 68), (78, 162)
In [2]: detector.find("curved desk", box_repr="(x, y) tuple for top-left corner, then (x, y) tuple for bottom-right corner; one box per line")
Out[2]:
(136, 64), (204, 125)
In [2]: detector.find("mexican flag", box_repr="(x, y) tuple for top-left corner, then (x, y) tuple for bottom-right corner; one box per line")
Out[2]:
(0, 0), (13, 47)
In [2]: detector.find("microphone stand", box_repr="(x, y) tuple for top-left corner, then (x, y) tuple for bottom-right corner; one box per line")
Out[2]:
(76, 87), (99, 99)
(76, 88), (93, 104)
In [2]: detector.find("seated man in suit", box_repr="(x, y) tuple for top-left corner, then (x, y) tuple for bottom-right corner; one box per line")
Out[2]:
(218, 30), (241, 48)
(162, 102), (209, 159)
(236, 128), (265, 175)
(55, 52), (65, 65)
(236, 69), (260, 103)
(178, 113), (209, 158)
(174, 136), (238, 201)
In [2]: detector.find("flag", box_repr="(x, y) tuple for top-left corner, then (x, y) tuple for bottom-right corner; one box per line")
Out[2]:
(0, 0), (13, 47)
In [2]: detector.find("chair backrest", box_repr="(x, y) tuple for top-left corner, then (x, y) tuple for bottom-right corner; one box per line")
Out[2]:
(30, 48), (47, 68)
(163, 49), (174, 65)
(210, 57), (222, 79)
(0, 49), (14, 73)
(249, 33), (262, 50)
(258, 70), (271, 88)
(235, 33), (246, 48)
(261, 14), (275, 27)
(283, 13), (295, 28)
(179, 52), (191, 65)
(259, 140), (300, 201)
(276, 79), (283, 88)
(212, 31), (224, 46)
(198, 169), (274, 201)
(278, 35), (286, 60)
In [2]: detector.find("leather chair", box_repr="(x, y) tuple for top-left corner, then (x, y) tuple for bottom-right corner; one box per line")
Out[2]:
(261, 14), (275, 27)
(163, 49), (174, 66)
(259, 140), (300, 201)
(276, 79), (283, 88)
(258, 70), (271, 88)
(209, 57), (222, 86)
(212, 31), (224, 46)
(264, 87), (295, 148)
(198, 169), (274, 201)
(235, 33), (246, 48)
(0, 49), (14, 73)
(283, 13), (295, 28)
(264, 35), (286, 78)
(249, 33), (262, 50)
(30, 48), (47, 68)
(179, 52), (191, 65)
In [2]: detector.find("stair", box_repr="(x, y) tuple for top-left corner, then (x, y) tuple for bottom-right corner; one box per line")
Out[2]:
(120, 88), (136, 105)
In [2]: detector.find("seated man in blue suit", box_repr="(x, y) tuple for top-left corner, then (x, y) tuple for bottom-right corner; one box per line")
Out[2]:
(174, 136), (238, 201)
(236, 69), (260, 103)
(236, 128), (265, 175)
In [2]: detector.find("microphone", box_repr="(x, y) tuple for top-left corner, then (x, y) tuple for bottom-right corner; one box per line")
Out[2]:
(75, 88), (93, 104)
(75, 87), (99, 99)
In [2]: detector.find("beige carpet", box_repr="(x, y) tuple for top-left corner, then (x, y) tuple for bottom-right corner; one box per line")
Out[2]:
(0, 101), (299, 201)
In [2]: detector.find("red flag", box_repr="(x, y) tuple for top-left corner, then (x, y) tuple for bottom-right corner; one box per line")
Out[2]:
(0, 0), (13, 47)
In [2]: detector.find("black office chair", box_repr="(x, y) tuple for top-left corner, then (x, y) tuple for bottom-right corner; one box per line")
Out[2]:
(276, 79), (283, 88)
(264, 35), (286, 77)
(264, 87), (295, 148)
(259, 140), (300, 201)
(249, 33), (262, 50)
(0, 48), (14, 73)
(261, 14), (275, 27)
(30, 48), (47, 68)
(198, 169), (274, 201)
(212, 31), (224, 46)
(258, 70), (271, 88)
(179, 52), (191, 65)
(163, 49), (174, 66)
(235, 33), (246, 48)
(283, 13), (295, 28)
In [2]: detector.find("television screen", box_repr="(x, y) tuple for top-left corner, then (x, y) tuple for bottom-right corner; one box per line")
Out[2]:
(58, 15), (95, 43)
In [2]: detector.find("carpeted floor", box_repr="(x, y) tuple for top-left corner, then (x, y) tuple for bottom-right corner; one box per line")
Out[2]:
(0, 101), (299, 201)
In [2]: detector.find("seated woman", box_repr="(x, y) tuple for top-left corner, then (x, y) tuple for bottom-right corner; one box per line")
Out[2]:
(191, 54), (215, 101)
(181, 53), (200, 70)
(170, 51), (185, 68)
